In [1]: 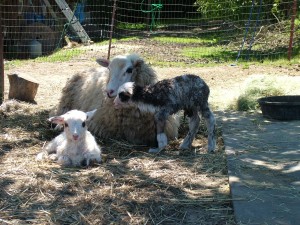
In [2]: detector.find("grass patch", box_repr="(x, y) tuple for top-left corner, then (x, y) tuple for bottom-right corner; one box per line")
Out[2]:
(116, 22), (147, 30)
(148, 59), (188, 67)
(152, 36), (218, 45)
(182, 46), (236, 62)
(35, 48), (85, 63)
(4, 60), (24, 70)
(233, 77), (285, 111)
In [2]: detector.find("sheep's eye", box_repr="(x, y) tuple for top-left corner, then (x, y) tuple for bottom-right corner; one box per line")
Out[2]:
(119, 92), (130, 102)
(64, 122), (68, 127)
(126, 67), (133, 74)
(82, 121), (86, 127)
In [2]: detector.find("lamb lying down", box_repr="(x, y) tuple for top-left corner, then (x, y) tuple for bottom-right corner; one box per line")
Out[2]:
(36, 109), (101, 167)
(114, 74), (216, 153)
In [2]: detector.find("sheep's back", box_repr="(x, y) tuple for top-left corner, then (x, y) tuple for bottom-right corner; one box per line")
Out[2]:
(53, 67), (108, 116)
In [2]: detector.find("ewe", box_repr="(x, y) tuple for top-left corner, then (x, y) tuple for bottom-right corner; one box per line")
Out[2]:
(53, 54), (179, 147)
(36, 109), (101, 167)
(114, 74), (216, 153)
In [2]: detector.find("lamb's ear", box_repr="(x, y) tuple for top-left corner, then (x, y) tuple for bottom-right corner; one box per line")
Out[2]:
(96, 58), (110, 68)
(48, 116), (65, 125)
(86, 109), (97, 121)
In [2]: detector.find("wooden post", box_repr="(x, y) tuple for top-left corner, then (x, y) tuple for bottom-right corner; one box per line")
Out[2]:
(108, 0), (117, 60)
(288, 0), (297, 60)
(8, 73), (39, 103)
(0, 14), (4, 104)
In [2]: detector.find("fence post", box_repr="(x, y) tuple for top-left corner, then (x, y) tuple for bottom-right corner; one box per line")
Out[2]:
(147, 0), (151, 31)
(288, 0), (297, 60)
(108, 0), (117, 60)
(0, 14), (4, 104)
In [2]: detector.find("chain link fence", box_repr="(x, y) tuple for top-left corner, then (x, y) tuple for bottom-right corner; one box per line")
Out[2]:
(0, 0), (299, 63)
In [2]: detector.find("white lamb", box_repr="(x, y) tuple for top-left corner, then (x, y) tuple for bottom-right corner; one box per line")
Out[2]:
(52, 54), (179, 148)
(36, 109), (101, 167)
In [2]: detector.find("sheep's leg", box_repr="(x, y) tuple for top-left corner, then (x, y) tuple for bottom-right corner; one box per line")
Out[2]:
(83, 151), (102, 167)
(201, 104), (216, 152)
(149, 111), (168, 153)
(180, 110), (200, 150)
(36, 141), (58, 161)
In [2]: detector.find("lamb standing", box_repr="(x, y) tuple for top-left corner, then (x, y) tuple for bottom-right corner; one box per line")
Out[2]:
(36, 109), (101, 167)
(114, 74), (216, 153)
(52, 54), (179, 147)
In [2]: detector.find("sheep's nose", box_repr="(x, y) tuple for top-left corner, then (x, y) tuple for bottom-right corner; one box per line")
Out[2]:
(73, 134), (79, 140)
(106, 90), (114, 98)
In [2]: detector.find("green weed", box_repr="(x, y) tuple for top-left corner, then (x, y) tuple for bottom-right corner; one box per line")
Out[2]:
(35, 48), (85, 63)
(152, 36), (218, 45)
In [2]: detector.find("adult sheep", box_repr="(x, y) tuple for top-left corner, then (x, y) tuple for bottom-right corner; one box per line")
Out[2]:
(53, 54), (179, 147)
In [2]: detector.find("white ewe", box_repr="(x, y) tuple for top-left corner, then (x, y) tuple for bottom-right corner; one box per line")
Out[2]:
(114, 74), (216, 153)
(53, 54), (179, 147)
(36, 109), (101, 167)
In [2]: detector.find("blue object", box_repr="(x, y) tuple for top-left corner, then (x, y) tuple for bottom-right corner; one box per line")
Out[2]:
(24, 12), (45, 24)
(74, 3), (85, 23)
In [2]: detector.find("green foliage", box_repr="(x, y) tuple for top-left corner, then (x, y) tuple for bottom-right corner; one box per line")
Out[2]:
(194, 0), (289, 22)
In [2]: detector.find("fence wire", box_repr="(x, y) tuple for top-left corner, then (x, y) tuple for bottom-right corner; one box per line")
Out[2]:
(0, 0), (299, 63)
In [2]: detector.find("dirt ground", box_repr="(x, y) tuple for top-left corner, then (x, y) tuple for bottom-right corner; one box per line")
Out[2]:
(1, 44), (300, 224)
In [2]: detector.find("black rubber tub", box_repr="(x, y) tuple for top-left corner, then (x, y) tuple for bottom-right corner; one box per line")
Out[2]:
(258, 95), (300, 120)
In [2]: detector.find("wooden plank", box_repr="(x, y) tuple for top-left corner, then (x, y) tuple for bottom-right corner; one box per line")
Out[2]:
(54, 0), (91, 43)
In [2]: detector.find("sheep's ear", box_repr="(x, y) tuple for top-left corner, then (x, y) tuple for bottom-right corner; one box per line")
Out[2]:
(133, 59), (144, 68)
(86, 109), (97, 121)
(96, 58), (110, 68)
(48, 116), (65, 124)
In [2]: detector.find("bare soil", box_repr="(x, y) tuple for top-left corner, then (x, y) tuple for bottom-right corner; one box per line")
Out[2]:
(0, 43), (300, 224)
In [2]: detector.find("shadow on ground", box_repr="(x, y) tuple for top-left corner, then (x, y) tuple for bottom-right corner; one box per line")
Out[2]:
(217, 111), (300, 225)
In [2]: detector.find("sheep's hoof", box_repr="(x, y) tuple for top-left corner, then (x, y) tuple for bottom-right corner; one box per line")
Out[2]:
(179, 142), (191, 150)
(148, 148), (160, 153)
(208, 142), (216, 153)
(208, 147), (216, 153)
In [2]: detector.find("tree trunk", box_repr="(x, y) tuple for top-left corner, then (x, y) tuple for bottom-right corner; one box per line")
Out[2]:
(8, 73), (39, 103)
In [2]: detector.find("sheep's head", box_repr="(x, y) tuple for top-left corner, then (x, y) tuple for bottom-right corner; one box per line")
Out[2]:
(113, 82), (135, 109)
(48, 109), (97, 141)
(96, 54), (144, 98)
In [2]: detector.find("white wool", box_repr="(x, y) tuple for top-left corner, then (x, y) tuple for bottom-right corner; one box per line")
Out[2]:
(52, 54), (180, 147)
(36, 110), (101, 167)
(136, 102), (159, 114)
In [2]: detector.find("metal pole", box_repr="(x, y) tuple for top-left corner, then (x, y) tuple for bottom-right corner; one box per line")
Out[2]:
(0, 14), (4, 104)
(147, 0), (151, 31)
(108, 0), (117, 60)
(288, 0), (297, 60)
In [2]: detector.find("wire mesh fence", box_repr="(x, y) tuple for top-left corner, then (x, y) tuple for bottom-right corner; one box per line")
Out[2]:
(0, 0), (299, 63)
